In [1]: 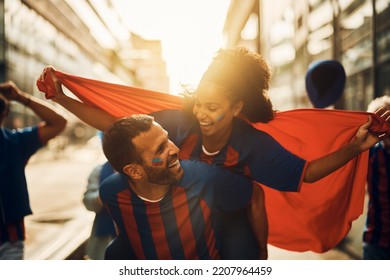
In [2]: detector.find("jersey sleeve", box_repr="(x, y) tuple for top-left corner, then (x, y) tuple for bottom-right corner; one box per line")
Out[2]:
(99, 173), (126, 206)
(16, 126), (43, 162)
(180, 160), (253, 212)
(244, 130), (307, 192)
(150, 109), (196, 147)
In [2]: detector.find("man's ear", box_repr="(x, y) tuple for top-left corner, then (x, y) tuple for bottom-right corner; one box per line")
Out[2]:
(123, 164), (143, 180)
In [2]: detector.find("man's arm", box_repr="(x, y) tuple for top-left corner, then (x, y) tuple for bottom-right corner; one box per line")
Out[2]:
(208, 164), (267, 259)
(83, 164), (104, 212)
(247, 184), (268, 260)
(0, 81), (66, 144)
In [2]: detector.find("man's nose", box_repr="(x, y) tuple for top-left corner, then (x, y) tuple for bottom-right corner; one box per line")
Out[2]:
(168, 140), (180, 155)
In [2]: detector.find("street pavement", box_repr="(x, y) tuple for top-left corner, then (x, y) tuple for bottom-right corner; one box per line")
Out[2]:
(23, 142), (360, 260)
(24, 140), (105, 260)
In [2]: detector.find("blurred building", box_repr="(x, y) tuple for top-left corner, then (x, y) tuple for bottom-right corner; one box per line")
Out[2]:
(0, 0), (168, 143)
(223, 0), (390, 111)
(130, 33), (169, 92)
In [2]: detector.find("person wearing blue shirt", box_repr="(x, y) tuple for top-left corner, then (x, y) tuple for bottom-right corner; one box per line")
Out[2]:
(0, 81), (66, 259)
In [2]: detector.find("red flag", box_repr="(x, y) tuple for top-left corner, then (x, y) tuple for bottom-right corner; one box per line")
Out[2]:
(37, 71), (389, 253)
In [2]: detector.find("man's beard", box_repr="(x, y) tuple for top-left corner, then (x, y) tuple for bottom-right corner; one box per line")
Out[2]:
(143, 165), (181, 185)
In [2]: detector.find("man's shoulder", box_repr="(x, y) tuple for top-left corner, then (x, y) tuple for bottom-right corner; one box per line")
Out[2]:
(179, 160), (223, 184)
(100, 173), (128, 198)
(1, 126), (37, 137)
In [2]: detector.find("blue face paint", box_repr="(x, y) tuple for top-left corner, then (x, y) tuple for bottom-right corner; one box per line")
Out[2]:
(151, 157), (163, 166)
(216, 113), (225, 121)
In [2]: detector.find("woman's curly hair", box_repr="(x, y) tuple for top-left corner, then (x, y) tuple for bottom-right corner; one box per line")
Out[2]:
(183, 46), (275, 123)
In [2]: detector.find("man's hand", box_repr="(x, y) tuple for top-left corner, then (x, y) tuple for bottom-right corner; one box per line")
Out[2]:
(0, 81), (23, 101)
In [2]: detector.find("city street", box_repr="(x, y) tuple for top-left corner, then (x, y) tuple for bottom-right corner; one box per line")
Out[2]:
(23, 142), (357, 260)
(24, 140), (105, 260)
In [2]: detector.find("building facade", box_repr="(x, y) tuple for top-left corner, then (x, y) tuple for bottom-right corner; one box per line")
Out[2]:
(223, 0), (390, 111)
(0, 0), (168, 143)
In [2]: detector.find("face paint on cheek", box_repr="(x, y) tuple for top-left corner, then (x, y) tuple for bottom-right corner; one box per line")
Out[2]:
(151, 157), (164, 166)
(216, 113), (225, 122)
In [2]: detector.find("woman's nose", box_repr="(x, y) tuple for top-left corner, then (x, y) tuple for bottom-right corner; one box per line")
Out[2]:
(195, 107), (206, 119)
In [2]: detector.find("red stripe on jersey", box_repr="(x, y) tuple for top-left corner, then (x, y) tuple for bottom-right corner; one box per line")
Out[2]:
(145, 201), (172, 259)
(117, 189), (146, 259)
(365, 156), (375, 242)
(179, 134), (198, 160)
(171, 187), (198, 259)
(224, 146), (239, 168)
(199, 199), (219, 259)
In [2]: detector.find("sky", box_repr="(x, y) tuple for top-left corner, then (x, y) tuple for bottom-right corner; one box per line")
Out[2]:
(110, 0), (231, 93)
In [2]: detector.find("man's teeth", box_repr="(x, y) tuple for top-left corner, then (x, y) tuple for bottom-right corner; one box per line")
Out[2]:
(199, 121), (212, 126)
(169, 159), (180, 168)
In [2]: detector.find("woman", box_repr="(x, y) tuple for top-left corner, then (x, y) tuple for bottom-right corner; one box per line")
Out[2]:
(37, 47), (389, 258)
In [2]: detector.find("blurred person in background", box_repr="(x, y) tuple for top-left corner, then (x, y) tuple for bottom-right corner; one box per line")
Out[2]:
(363, 96), (390, 260)
(83, 158), (116, 260)
(0, 81), (66, 259)
(305, 59), (346, 109)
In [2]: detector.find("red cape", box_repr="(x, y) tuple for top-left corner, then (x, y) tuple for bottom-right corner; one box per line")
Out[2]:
(37, 71), (389, 253)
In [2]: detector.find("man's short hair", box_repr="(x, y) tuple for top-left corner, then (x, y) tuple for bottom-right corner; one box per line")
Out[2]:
(102, 114), (154, 174)
(367, 95), (390, 112)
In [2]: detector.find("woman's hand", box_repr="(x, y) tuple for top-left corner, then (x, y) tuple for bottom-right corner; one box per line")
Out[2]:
(352, 108), (390, 152)
(38, 66), (66, 101)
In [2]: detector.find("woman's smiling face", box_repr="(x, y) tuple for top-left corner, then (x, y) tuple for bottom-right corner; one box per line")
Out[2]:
(192, 82), (243, 137)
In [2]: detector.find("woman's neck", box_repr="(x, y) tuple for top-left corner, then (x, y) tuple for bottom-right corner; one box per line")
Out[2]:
(201, 124), (232, 153)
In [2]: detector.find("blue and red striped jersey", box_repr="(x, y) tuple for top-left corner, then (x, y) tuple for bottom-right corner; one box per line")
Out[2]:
(151, 109), (306, 192)
(364, 143), (390, 248)
(100, 160), (253, 260)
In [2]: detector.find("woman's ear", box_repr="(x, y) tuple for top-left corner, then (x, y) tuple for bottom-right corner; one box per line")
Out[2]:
(233, 100), (244, 116)
(123, 164), (143, 180)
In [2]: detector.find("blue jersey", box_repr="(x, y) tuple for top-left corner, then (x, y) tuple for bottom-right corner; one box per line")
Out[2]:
(364, 143), (390, 248)
(151, 109), (307, 192)
(0, 126), (42, 244)
(100, 160), (252, 260)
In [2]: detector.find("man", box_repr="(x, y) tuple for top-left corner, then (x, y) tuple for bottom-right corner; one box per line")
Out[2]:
(0, 81), (67, 259)
(83, 161), (116, 260)
(363, 96), (390, 259)
(100, 114), (266, 259)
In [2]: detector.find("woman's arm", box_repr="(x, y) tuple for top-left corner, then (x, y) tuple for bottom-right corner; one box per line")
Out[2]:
(38, 66), (118, 131)
(304, 113), (389, 183)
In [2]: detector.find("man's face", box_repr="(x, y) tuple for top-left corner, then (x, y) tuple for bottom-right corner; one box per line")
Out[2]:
(132, 121), (184, 185)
